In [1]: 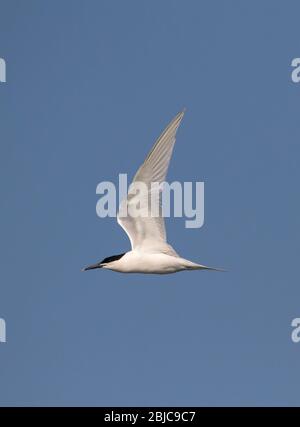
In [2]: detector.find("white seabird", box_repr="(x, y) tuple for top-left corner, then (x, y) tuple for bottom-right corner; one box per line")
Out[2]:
(83, 111), (222, 274)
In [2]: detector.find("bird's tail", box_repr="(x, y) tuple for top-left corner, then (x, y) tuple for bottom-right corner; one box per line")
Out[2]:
(195, 264), (226, 272)
(183, 260), (226, 272)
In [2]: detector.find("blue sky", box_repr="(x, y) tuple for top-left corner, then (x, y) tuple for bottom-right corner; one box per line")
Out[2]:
(0, 0), (300, 406)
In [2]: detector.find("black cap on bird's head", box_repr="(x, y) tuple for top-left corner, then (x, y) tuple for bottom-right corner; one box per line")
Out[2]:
(82, 253), (125, 271)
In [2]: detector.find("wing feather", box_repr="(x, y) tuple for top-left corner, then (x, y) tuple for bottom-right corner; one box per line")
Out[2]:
(117, 111), (185, 254)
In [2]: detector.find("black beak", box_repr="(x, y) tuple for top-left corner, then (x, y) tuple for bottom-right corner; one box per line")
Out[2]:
(81, 262), (103, 272)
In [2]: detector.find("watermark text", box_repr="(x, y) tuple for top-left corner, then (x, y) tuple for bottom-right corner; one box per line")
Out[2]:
(96, 174), (204, 228)
(291, 318), (300, 343)
(0, 57), (6, 83)
(0, 318), (6, 343)
(291, 58), (300, 83)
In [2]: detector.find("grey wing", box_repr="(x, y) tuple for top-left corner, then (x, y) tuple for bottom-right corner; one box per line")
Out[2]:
(117, 110), (185, 254)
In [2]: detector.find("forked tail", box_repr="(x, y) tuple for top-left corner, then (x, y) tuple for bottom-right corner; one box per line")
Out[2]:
(184, 260), (226, 272)
(195, 264), (226, 272)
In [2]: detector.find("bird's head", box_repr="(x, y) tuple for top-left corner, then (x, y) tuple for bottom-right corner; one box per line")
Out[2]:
(82, 253), (125, 271)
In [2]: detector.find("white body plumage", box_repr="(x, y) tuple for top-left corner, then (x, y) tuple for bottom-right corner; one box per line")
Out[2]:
(83, 110), (222, 274)
(101, 251), (212, 274)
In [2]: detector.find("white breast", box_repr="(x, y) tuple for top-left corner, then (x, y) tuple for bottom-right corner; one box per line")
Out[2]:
(103, 251), (185, 274)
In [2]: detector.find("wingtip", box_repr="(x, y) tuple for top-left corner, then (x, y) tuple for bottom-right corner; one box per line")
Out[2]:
(175, 109), (186, 122)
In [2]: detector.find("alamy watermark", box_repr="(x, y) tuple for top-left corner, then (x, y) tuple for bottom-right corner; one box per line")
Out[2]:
(96, 174), (204, 228)
(0, 318), (6, 343)
(0, 57), (6, 83)
(0, 56), (6, 343)
(0, 56), (6, 344)
(291, 318), (300, 343)
(291, 58), (300, 83)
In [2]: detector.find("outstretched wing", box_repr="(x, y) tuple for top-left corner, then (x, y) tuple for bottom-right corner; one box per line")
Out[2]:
(117, 110), (185, 254)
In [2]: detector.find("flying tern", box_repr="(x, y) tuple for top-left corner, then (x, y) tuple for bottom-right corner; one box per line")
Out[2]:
(83, 110), (222, 274)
